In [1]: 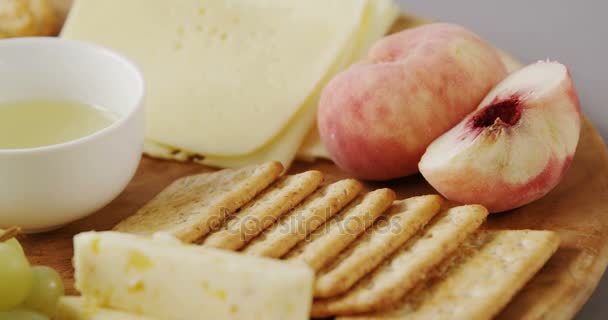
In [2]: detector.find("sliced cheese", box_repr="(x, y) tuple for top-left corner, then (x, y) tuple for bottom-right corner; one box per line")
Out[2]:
(62, 0), (370, 157)
(296, 0), (399, 161)
(73, 231), (314, 320)
(142, 0), (389, 169)
(56, 296), (155, 320)
(198, 2), (377, 169)
(198, 93), (317, 169)
(352, 0), (401, 64)
(143, 47), (334, 168)
(201, 0), (400, 167)
(142, 140), (192, 162)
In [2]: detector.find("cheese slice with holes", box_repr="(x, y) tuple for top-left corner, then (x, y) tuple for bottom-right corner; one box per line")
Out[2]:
(62, 0), (370, 158)
(73, 231), (314, 320)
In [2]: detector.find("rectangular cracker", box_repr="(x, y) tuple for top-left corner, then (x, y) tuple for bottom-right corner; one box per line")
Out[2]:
(311, 205), (489, 317)
(241, 179), (363, 258)
(314, 195), (443, 298)
(285, 188), (396, 272)
(338, 230), (560, 320)
(113, 161), (283, 243)
(200, 170), (324, 250)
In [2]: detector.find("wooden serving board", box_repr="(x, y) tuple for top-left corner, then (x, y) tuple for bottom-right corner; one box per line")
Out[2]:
(19, 14), (608, 320)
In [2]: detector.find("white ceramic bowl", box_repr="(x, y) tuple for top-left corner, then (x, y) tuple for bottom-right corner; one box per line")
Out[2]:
(0, 38), (145, 232)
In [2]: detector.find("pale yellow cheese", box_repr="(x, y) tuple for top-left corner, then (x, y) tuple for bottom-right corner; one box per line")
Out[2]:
(73, 231), (314, 320)
(199, 0), (399, 168)
(141, 0), (386, 169)
(62, 0), (370, 157)
(198, 92), (317, 169)
(142, 140), (192, 162)
(198, 2), (379, 169)
(139, 0), (399, 168)
(296, 0), (399, 162)
(56, 296), (155, 320)
(142, 72), (318, 168)
(351, 0), (401, 64)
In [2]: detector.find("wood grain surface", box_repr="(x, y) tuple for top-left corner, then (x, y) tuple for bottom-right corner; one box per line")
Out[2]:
(18, 14), (608, 320)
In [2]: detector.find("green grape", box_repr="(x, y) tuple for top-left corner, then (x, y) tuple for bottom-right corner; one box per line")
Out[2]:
(20, 266), (65, 317)
(0, 229), (24, 255)
(0, 243), (32, 311)
(0, 309), (49, 320)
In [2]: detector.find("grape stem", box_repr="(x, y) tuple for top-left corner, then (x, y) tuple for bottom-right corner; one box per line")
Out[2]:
(0, 226), (21, 242)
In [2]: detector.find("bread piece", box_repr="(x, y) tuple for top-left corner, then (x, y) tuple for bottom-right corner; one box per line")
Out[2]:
(0, 0), (59, 37)
(26, 0), (60, 35)
(114, 162), (283, 243)
(314, 195), (442, 298)
(49, 0), (72, 22)
(0, 0), (36, 36)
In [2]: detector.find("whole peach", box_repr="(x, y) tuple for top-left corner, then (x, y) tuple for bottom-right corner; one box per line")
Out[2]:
(419, 61), (581, 213)
(318, 23), (508, 180)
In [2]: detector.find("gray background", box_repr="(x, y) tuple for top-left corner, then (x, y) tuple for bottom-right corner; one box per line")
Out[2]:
(394, 1), (607, 319)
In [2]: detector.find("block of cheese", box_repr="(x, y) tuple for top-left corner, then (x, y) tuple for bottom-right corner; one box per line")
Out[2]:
(296, 0), (399, 162)
(73, 231), (314, 320)
(56, 296), (155, 320)
(62, 0), (369, 158)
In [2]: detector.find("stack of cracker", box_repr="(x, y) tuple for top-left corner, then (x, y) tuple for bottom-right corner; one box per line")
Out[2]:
(114, 161), (560, 319)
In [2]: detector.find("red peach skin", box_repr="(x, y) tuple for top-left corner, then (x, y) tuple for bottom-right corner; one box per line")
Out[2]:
(419, 61), (582, 213)
(318, 23), (508, 180)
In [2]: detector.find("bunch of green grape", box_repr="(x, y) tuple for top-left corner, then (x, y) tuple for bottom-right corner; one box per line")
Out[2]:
(0, 230), (64, 320)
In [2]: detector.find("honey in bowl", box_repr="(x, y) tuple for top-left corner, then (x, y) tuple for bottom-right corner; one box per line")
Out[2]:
(0, 99), (117, 149)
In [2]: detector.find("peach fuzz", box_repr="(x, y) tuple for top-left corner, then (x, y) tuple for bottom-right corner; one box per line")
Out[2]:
(318, 23), (508, 181)
(419, 61), (581, 213)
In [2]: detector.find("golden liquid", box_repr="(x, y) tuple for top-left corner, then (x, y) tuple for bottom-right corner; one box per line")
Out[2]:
(0, 99), (117, 149)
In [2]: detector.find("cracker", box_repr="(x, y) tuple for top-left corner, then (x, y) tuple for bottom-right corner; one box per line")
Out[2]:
(285, 189), (396, 272)
(311, 205), (488, 317)
(200, 170), (323, 250)
(0, 0), (36, 37)
(241, 179), (363, 258)
(314, 195), (442, 298)
(113, 161), (283, 243)
(338, 230), (560, 320)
